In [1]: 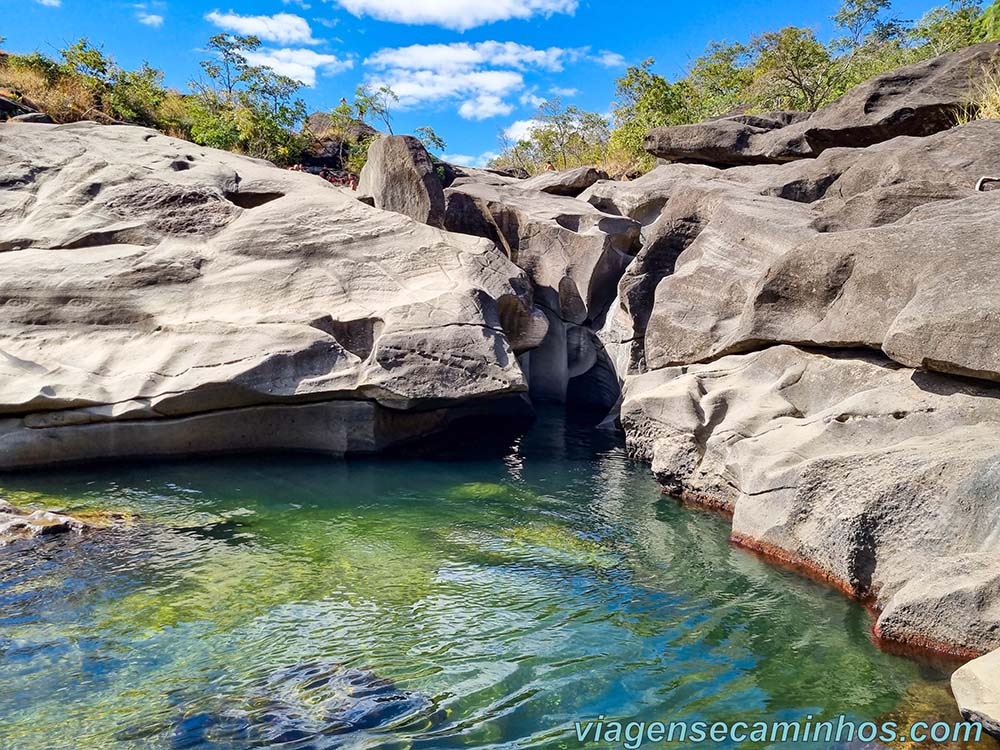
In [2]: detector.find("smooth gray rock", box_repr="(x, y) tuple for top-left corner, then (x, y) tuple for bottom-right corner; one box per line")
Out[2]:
(357, 135), (446, 227)
(630, 122), (1000, 382)
(952, 650), (1000, 739)
(8, 112), (54, 124)
(0, 122), (542, 468)
(645, 41), (1000, 166)
(444, 182), (640, 403)
(444, 182), (641, 326)
(518, 166), (609, 197)
(622, 344), (1000, 656)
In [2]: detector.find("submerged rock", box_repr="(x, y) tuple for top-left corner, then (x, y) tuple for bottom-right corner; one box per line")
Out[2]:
(0, 500), (127, 545)
(157, 661), (437, 749)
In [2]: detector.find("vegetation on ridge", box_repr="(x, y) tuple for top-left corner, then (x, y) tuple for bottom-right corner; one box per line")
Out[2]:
(1, 0), (999, 174)
(489, 0), (1000, 175)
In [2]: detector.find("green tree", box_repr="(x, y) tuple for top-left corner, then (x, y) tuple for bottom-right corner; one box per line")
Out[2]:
(912, 0), (984, 54)
(688, 41), (755, 116)
(749, 26), (840, 111)
(975, 0), (1000, 39)
(414, 125), (446, 152)
(610, 59), (701, 161)
(353, 84), (397, 133)
(189, 34), (306, 164)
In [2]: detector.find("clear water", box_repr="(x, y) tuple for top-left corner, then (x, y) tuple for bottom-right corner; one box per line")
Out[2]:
(0, 412), (980, 750)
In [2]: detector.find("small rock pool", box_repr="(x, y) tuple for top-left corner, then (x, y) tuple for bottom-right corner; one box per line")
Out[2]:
(0, 411), (985, 749)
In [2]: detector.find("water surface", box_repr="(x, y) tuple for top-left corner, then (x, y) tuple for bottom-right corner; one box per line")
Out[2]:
(0, 412), (975, 749)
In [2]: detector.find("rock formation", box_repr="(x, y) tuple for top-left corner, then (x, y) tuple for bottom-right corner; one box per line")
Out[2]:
(591, 44), (1000, 727)
(0, 499), (127, 545)
(0, 121), (544, 468)
(5, 39), (1000, 729)
(443, 180), (640, 404)
(645, 41), (1000, 166)
(357, 135), (447, 227)
(517, 165), (609, 196)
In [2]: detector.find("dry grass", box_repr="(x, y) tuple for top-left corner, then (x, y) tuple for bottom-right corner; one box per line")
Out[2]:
(956, 65), (1000, 125)
(0, 64), (100, 123)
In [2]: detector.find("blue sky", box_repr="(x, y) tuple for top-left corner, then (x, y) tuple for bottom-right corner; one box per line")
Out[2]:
(6, 0), (941, 165)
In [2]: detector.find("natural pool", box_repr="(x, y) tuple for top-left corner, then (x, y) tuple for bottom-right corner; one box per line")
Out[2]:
(0, 411), (983, 750)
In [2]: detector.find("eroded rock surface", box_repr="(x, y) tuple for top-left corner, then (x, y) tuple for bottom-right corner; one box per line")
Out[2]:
(444, 181), (640, 403)
(622, 345), (1000, 656)
(606, 49), (1000, 675)
(518, 166), (609, 197)
(0, 122), (541, 468)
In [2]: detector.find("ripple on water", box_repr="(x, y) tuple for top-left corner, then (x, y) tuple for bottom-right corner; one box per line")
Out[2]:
(0, 411), (985, 750)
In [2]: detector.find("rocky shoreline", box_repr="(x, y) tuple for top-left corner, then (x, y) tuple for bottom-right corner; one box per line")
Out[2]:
(3, 39), (1000, 732)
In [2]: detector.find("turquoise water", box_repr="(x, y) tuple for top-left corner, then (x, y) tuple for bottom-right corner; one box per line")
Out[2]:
(0, 412), (975, 749)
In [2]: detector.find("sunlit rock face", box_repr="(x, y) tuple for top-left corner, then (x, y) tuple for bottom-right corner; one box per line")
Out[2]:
(0, 122), (543, 468)
(603, 57), (1000, 663)
(443, 180), (640, 407)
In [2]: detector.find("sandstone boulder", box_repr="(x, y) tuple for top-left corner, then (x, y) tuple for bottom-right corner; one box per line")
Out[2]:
(357, 135), (446, 227)
(0, 122), (541, 468)
(632, 122), (1000, 382)
(443, 182), (640, 403)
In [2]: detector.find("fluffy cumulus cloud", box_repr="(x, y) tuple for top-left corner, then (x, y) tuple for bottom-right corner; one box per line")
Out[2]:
(365, 41), (621, 120)
(366, 41), (571, 73)
(137, 12), (164, 26)
(440, 150), (500, 168)
(504, 118), (541, 141)
(205, 11), (319, 45)
(335, 0), (577, 31)
(459, 95), (514, 120)
(595, 51), (626, 67)
(244, 48), (353, 86)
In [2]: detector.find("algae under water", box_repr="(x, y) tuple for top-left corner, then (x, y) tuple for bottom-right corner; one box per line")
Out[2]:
(0, 412), (981, 749)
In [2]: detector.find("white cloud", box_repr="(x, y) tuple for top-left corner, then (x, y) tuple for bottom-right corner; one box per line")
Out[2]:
(441, 151), (500, 168)
(596, 51), (626, 67)
(459, 95), (514, 120)
(335, 0), (577, 31)
(244, 48), (353, 86)
(519, 89), (545, 108)
(374, 69), (523, 106)
(34, 0), (61, 7)
(366, 41), (570, 73)
(137, 12), (164, 26)
(364, 41), (613, 120)
(504, 118), (540, 141)
(550, 86), (578, 97)
(205, 11), (319, 45)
